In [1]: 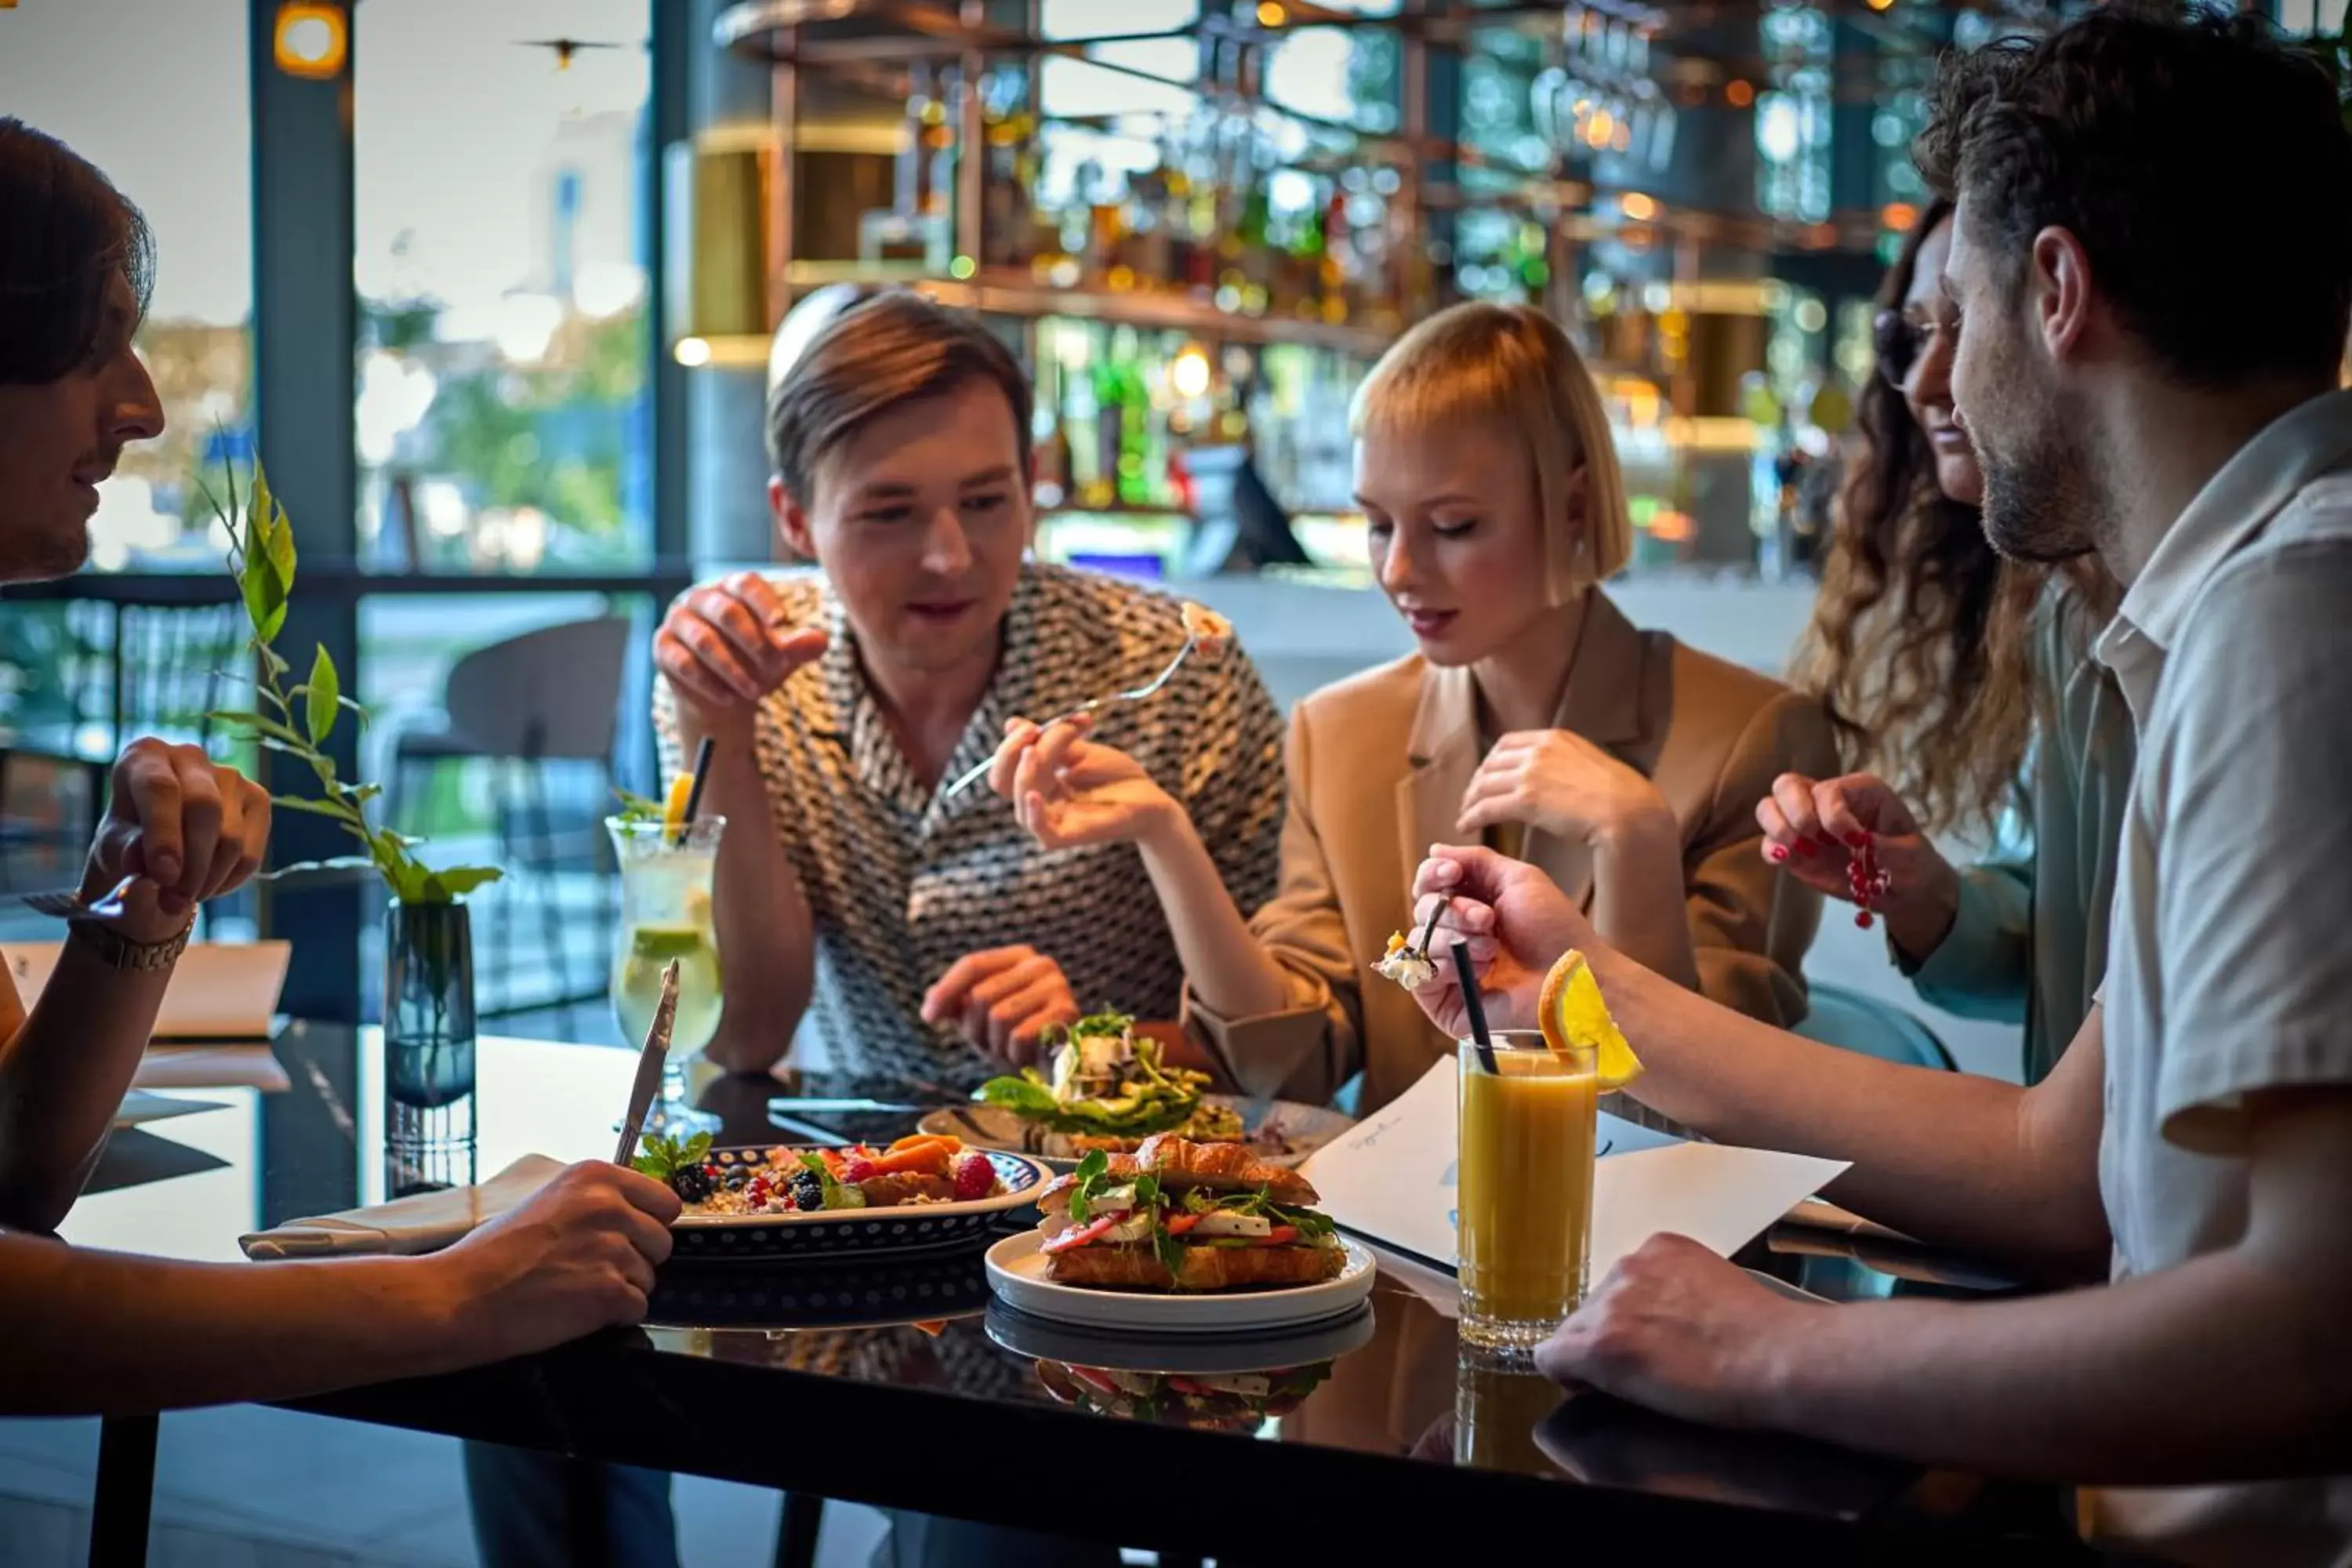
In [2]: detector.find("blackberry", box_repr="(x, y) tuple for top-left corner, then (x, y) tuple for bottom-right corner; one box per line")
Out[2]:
(670, 1165), (714, 1203)
(789, 1169), (826, 1211)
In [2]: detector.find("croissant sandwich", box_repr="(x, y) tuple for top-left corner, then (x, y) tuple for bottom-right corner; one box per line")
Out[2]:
(1033, 1134), (1345, 1292)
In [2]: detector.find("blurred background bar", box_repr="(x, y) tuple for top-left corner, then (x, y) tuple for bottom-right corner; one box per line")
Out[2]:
(2, 0), (2341, 1047)
(2, 2), (2341, 1559)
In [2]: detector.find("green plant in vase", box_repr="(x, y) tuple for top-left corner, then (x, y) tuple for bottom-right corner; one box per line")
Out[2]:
(198, 460), (500, 1104)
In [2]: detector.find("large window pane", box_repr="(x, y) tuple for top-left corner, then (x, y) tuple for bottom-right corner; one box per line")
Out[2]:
(354, 0), (654, 574)
(358, 592), (656, 1032)
(0, 0), (253, 572)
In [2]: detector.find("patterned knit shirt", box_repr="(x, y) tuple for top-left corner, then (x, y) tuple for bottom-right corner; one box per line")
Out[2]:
(655, 563), (1287, 1096)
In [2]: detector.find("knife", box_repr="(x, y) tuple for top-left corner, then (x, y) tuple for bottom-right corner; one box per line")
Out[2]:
(765, 1097), (929, 1116)
(612, 960), (681, 1167)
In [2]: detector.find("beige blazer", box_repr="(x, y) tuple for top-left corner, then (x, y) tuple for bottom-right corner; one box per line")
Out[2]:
(1185, 590), (1838, 1115)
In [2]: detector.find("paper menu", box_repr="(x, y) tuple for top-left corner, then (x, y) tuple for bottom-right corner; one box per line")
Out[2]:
(5, 940), (289, 1039)
(1300, 1057), (1849, 1283)
(130, 1046), (291, 1094)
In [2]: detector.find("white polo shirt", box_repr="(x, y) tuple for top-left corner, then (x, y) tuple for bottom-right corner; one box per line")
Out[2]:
(2091, 388), (2352, 1567)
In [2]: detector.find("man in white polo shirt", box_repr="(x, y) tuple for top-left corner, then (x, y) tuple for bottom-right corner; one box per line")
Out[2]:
(1397, 10), (2352, 1565)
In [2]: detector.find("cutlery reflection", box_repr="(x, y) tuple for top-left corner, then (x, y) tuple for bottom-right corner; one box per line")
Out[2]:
(17, 873), (136, 921)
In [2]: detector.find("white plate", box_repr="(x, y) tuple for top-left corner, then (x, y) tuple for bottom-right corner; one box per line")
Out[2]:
(984, 1300), (1376, 1374)
(923, 1097), (1355, 1172)
(983, 1230), (1377, 1334)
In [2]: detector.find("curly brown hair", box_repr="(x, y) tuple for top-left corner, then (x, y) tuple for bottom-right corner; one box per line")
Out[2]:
(1791, 199), (2112, 836)
(1916, 4), (2352, 387)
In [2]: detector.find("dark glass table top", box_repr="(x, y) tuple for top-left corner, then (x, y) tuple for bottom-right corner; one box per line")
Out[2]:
(64, 1023), (2093, 1564)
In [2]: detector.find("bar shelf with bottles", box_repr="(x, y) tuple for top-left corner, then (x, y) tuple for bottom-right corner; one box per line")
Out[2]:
(815, 20), (1417, 352)
(750, 16), (1416, 572)
(712, 0), (1843, 579)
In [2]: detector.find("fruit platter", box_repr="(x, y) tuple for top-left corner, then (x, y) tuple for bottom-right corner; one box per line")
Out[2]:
(633, 1132), (1051, 1261)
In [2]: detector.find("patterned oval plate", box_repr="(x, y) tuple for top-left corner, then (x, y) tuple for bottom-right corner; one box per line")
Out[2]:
(668, 1145), (1051, 1263)
(918, 1097), (1356, 1174)
(647, 1250), (995, 1330)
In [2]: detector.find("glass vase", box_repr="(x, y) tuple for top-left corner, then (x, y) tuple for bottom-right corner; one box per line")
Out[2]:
(383, 897), (477, 1194)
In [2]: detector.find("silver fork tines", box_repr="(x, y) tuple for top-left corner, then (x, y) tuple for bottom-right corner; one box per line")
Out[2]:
(20, 873), (138, 922)
(942, 633), (1200, 799)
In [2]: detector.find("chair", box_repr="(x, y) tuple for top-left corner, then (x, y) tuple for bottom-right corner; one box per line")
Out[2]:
(1792, 982), (1957, 1073)
(384, 616), (632, 1023)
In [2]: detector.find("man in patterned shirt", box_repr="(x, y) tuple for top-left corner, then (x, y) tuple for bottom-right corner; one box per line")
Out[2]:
(653, 292), (1287, 1094)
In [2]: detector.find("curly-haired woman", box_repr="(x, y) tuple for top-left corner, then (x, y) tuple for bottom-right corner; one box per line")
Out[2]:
(1770, 197), (2135, 1083)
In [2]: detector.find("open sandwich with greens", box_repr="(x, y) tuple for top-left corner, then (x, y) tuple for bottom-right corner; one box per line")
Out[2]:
(975, 1010), (1242, 1159)
(1033, 1134), (1345, 1292)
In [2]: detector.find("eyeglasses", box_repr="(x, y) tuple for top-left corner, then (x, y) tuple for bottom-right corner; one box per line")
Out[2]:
(1872, 309), (1923, 387)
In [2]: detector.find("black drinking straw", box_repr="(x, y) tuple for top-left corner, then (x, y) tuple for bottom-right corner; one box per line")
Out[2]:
(676, 735), (717, 841)
(1450, 939), (1501, 1076)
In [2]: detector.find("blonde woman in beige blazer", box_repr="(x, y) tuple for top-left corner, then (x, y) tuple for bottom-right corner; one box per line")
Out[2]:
(985, 303), (1838, 1114)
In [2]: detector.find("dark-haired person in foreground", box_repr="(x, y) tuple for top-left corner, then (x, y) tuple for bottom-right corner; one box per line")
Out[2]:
(1410, 13), (2352, 1565)
(0, 118), (682, 1417)
(651, 292), (1286, 1087)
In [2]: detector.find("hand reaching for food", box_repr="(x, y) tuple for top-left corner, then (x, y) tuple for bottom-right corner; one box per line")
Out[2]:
(1403, 844), (1594, 1039)
(920, 945), (1082, 1066)
(1753, 771), (1959, 956)
(985, 713), (1181, 852)
(654, 572), (830, 739)
(85, 739), (274, 944)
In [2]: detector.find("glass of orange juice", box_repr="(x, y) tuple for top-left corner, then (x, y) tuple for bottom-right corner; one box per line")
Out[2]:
(1457, 1030), (1598, 1353)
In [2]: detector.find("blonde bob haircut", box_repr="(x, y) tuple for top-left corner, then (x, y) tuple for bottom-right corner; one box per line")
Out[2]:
(1348, 301), (1632, 598)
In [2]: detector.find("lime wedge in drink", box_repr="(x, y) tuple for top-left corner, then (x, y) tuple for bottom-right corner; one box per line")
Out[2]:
(630, 923), (707, 962)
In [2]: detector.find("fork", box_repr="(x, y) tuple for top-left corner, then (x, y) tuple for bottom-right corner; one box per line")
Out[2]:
(1401, 897), (1447, 964)
(18, 873), (138, 922)
(941, 633), (1200, 799)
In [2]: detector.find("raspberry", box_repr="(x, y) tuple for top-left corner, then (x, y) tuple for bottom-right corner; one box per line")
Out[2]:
(840, 1156), (880, 1185)
(953, 1151), (995, 1202)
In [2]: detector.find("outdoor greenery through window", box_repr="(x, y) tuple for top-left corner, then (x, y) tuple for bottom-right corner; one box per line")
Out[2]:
(354, 0), (653, 575)
(0, 0), (253, 574)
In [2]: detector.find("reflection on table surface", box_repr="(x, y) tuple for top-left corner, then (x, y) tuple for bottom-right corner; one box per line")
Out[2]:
(61, 1021), (2071, 1544)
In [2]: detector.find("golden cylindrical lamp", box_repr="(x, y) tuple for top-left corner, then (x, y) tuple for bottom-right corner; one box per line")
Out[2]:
(664, 125), (778, 368)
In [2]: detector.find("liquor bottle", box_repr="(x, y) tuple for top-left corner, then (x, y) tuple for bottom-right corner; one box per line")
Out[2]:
(1235, 158), (1273, 306)
(1320, 187), (1352, 319)
(920, 69), (954, 222)
(898, 64), (935, 219)
(979, 70), (1029, 270)
(1126, 163), (1172, 289)
(1089, 165), (1128, 281)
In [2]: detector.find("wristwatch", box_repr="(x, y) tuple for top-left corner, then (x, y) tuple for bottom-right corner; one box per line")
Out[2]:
(67, 916), (194, 973)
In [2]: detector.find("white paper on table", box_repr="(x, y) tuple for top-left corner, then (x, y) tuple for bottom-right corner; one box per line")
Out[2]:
(1300, 1057), (1849, 1283)
(5, 940), (289, 1039)
(130, 1045), (291, 1094)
